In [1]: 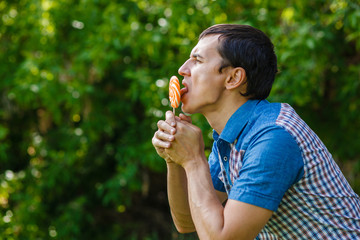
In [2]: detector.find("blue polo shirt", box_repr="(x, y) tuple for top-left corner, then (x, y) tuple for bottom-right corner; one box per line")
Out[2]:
(208, 99), (360, 239)
(209, 99), (304, 211)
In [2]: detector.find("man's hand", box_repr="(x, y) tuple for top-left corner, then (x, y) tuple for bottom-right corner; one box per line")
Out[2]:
(152, 111), (193, 163)
(165, 115), (206, 169)
(152, 111), (176, 162)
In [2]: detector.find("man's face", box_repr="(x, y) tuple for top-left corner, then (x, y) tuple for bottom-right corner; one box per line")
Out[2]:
(178, 35), (229, 114)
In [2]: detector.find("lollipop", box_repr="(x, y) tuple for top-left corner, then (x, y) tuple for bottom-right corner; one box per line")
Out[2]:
(169, 76), (181, 113)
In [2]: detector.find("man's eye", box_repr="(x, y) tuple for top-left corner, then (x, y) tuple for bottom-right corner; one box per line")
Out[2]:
(190, 56), (202, 63)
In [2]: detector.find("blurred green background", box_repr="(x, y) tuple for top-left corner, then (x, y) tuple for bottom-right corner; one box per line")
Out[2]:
(0, 0), (359, 239)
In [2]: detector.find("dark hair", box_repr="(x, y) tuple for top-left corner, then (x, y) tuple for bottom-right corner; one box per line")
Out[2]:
(199, 24), (278, 100)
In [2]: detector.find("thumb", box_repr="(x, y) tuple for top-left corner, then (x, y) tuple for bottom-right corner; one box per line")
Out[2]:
(165, 110), (176, 127)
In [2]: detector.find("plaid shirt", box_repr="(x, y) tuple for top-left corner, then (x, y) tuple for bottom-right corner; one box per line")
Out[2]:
(209, 100), (360, 239)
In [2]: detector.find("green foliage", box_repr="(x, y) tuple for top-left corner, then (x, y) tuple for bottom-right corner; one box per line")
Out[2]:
(0, 0), (359, 239)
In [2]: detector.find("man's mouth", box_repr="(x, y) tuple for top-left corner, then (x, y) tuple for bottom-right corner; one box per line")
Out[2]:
(180, 80), (188, 100)
(180, 86), (188, 97)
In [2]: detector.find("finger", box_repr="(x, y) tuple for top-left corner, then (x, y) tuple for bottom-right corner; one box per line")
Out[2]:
(157, 120), (176, 135)
(165, 111), (176, 127)
(152, 135), (171, 148)
(179, 113), (192, 123)
(155, 130), (175, 142)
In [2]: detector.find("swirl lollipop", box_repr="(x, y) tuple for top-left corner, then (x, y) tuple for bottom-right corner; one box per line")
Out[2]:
(169, 76), (181, 113)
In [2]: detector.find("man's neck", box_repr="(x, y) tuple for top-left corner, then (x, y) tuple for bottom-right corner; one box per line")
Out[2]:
(203, 97), (248, 134)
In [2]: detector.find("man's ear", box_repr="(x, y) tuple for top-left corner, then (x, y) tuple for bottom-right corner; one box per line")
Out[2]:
(225, 67), (247, 90)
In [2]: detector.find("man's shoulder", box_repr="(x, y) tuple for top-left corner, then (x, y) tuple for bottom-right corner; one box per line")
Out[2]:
(248, 101), (283, 129)
(250, 101), (300, 128)
(238, 101), (307, 149)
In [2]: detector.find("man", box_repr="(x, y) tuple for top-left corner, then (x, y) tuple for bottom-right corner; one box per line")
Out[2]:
(152, 24), (360, 239)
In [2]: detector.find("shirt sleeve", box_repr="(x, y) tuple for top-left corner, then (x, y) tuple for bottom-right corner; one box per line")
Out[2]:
(208, 143), (226, 192)
(228, 126), (304, 211)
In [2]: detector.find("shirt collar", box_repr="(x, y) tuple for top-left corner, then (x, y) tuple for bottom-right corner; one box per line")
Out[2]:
(213, 99), (261, 143)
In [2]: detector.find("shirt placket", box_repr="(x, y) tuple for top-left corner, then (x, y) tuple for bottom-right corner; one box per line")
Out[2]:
(217, 140), (232, 194)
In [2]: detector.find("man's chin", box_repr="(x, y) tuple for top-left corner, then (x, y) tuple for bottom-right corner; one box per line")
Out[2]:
(181, 104), (192, 115)
(181, 104), (197, 115)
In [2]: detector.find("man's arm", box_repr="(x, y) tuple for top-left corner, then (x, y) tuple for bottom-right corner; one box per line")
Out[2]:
(168, 160), (229, 233)
(153, 111), (269, 238)
(166, 162), (195, 233)
(152, 112), (195, 231)
(166, 119), (273, 239)
(185, 157), (272, 239)
(168, 160), (230, 233)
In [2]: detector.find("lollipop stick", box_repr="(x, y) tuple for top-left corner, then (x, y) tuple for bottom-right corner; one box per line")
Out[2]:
(173, 107), (175, 114)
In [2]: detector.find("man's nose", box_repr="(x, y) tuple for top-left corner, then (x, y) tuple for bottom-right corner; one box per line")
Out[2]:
(178, 60), (191, 77)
